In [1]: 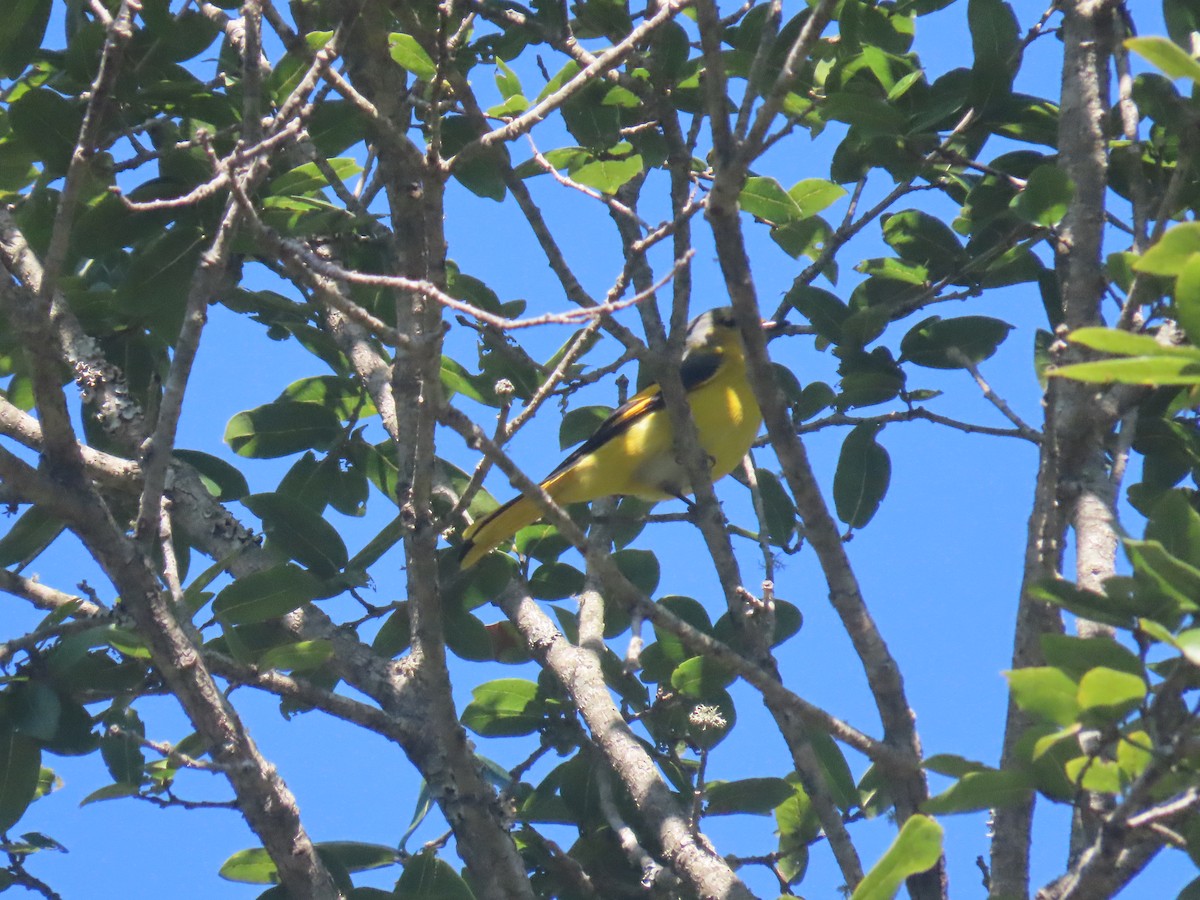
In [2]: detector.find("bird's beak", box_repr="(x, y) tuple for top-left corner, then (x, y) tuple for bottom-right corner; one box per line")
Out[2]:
(761, 319), (784, 340)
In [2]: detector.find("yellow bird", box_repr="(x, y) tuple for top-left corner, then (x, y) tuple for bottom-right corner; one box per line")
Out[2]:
(460, 307), (778, 568)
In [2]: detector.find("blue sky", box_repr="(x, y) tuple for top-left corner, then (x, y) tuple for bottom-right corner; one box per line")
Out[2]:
(5, 1), (1195, 898)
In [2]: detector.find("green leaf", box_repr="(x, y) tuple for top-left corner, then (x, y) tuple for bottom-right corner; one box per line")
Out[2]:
(0, 505), (63, 568)
(277, 375), (377, 421)
(79, 782), (140, 806)
(1172, 253), (1200, 346)
(786, 285), (849, 344)
(218, 847), (279, 884)
(173, 450), (250, 501)
(1147, 491), (1200, 569)
(1066, 327), (1200, 359)
(1134, 223), (1200, 275)
(0, 726), (41, 833)
(789, 179), (847, 218)
(1176, 629), (1200, 667)
(1076, 667), (1145, 714)
(528, 562), (585, 600)
(704, 777), (794, 815)
(1125, 538), (1200, 610)
(268, 159), (362, 198)
(1030, 579), (1134, 629)
(559, 406), (612, 450)
(1051, 356), (1200, 385)
(212, 563), (324, 625)
(1126, 36), (1200, 85)
(364, 602), (411, 661)
(221, 842), (397, 884)
(882, 209), (967, 276)
(671, 655), (735, 699)
(461, 679), (544, 737)
(922, 768), (1032, 814)
(1040, 634), (1143, 680)
(99, 707), (144, 786)
(613, 548), (659, 596)
(834, 423), (891, 529)
(740, 177), (803, 225)
(394, 852), (475, 899)
(850, 814), (944, 900)
(1065, 757), (1122, 794)
(388, 33), (437, 81)
(0, 0), (51, 78)
(967, 0), (1018, 111)
(1005, 667), (1080, 726)
(225, 401), (343, 458)
(494, 60), (523, 99)
(900, 316), (1013, 369)
(258, 640), (334, 673)
(757, 468), (797, 546)
(571, 153), (644, 194)
(316, 842), (399, 874)
(1011, 165), (1073, 226)
(242, 492), (348, 578)
(7, 89), (84, 176)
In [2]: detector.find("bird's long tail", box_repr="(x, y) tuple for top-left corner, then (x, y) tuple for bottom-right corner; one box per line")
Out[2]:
(459, 492), (546, 569)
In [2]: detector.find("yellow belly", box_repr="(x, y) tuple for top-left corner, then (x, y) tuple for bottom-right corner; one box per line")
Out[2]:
(549, 363), (762, 503)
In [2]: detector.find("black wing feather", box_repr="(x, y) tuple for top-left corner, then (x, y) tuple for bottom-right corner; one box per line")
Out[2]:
(548, 346), (724, 477)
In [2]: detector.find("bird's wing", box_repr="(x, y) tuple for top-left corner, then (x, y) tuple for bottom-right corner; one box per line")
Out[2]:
(548, 346), (724, 478)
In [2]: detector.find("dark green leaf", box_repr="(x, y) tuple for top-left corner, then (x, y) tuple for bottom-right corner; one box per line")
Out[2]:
(0, 724), (40, 830)
(1125, 538), (1200, 611)
(881, 209), (967, 276)
(8, 89), (84, 176)
(786, 285), (849, 344)
(225, 401), (343, 458)
(372, 604), (411, 658)
(613, 548), (659, 596)
(99, 707), (144, 786)
(968, 0), (1019, 111)
(559, 406), (612, 450)
(0, 0), (51, 78)
(834, 423), (891, 528)
(1040, 634), (1142, 680)
(1030, 579), (1135, 629)
(277, 375), (376, 421)
(173, 450), (250, 501)
(212, 563), (324, 625)
(900, 315), (1014, 368)
(394, 852), (475, 899)
(221, 842), (397, 884)
(1011, 165), (1073, 226)
(1146, 491), (1200, 569)
(1172, 252), (1200, 346)
(258, 640), (334, 673)
(242, 492), (348, 578)
(0, 505), (63, 568)
(705, 777), (794, 816)
(529, 562), (585, 600)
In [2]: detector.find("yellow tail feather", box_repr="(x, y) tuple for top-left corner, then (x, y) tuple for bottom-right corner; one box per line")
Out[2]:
(459, 493), (545, 569)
